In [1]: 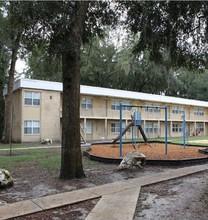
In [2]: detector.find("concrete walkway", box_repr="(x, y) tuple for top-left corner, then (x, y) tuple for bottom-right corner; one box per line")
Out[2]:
(0, 164), (208, 220)
(0, 143), (90, 151)
(0, 145), (61, 151)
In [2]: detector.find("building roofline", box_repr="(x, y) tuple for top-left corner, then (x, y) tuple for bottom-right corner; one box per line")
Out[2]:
(3, 78), (208, 108)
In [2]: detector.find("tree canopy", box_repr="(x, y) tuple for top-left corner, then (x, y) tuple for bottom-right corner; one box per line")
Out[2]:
(122, 1), (208, 70)
(1, 0), (208, 179)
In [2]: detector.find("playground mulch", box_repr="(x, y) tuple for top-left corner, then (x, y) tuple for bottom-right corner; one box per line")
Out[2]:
(90, 143), (208, 160)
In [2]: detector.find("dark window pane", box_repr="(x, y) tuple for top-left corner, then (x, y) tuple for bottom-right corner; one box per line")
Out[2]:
(33, 128), (40, 134)
(24, 127), (32, 134)
(33, 99), (40, 105)
(25, 98), (32, 105)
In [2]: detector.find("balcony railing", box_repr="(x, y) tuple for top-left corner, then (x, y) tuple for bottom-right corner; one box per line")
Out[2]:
(60, 107), (208, 121)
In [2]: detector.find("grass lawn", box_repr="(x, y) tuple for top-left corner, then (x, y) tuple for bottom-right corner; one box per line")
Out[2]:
(158, 135), (208, 146)
(0, 136), (207, 172)
(0, 145), (102, 173)
(123, 135), (208, 146)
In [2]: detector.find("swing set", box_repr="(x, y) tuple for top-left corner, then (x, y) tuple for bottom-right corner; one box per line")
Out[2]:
(112, 103), (168, 156)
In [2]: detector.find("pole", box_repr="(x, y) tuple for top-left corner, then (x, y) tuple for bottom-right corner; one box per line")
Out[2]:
(119, 102), (122, 157)
(165, 106), (168, 155)
(9, 107), (13, 156)
(182, 112), (186, 149)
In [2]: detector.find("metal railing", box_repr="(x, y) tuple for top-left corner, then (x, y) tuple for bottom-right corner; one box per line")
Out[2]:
(60, 107), (208, 122)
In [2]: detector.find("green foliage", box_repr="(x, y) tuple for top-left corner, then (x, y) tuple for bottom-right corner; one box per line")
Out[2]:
(25, 46), (62, 82)
(81, 34), (169, 94)
(81, 36), (119, 87)
(0, 3), (9, 140)
(183, 69), (208, 101)
(24, 1), (118, 83)
(122, 1), (208, 69)
(22, 1), (118, 54)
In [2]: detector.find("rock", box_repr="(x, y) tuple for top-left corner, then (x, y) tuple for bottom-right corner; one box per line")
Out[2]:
(118, 151), (146, 170)
(0, 169), (14, 189)
(41, 138), (53, 145)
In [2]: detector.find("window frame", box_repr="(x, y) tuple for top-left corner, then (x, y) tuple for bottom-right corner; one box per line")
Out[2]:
(86, 121), (93, 134)
(194, 108), (204, 116)
(172, 123), (182, 132)
(111, 101), (131, 111)
(111, 122), (129, 133)
(172, 106), (184, 114)
(81, 98), (93, 110)
(24, 91), (41, 106)
(24, 120), (40, 135)
(145, 107), (161, 113)
(196, 123), (204, 132)
(145, 123), (159, 133)
(111, 100), (120, 110)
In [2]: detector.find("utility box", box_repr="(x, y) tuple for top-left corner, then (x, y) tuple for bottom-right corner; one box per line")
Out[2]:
(132, 111), (141, 126)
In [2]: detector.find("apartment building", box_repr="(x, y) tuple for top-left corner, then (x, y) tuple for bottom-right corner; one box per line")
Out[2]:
(3, 78), (208, 143)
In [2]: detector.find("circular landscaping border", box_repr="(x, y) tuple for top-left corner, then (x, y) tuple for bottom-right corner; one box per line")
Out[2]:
(83, 141), (208, 166)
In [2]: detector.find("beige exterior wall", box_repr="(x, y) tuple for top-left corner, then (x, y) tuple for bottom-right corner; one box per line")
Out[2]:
(9, 87), (208, 143)
(19, 89), (61, 142)
(40, 90), (61, 142)
(22, 89), (41, 142)
(92, 120), (105, 140)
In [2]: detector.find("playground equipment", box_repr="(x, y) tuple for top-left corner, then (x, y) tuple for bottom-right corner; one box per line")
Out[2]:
(111, 103), (168, 156)
(111, 112), (148, 145)
(181, 111), (187, 148)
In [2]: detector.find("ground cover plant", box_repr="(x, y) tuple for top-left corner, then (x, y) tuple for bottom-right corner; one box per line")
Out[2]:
(0, 145), (105, 172)
(124, 135), (208, 146)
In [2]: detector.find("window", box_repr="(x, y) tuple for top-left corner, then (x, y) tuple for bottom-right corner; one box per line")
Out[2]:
(145, 107), (161, 113)
(172, 123), (182, 132)
(196, 123), (204, 132)
(111, 122), (119, 133)
(24, 120), (40, 134)
(111, 101), (120, 110)
(178, 107), (184, 114)
(172, 106), (177, 114)
(172, 106), (184, 114)
(24, 92), (40, 106)
(145, 107), (153, 113)
(81, 98), (92, 109)
(122, 102), (131, 111)
(111, 122), (128, 133)
(86, 122), (93, 134)
(194, 109), (204, 116)
(145, 123), (159, 133)
(111, 101), (131, 111)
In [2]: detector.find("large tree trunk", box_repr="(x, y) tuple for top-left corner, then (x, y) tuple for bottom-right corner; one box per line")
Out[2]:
(60, 52), (85, 179)
(59, 2), (89, 179)
(4, 32), (21, 143)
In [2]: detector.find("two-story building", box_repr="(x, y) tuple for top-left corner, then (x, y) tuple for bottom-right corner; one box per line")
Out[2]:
(3, 78), (208, 142)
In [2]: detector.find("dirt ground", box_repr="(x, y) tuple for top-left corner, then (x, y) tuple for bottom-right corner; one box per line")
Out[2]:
(0, 151), (208, 219)
(134, 170), (208, 220)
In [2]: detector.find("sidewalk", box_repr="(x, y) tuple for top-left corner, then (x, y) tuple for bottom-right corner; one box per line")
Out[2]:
(0, 143), (90, 151)
(0, 145), (61, 151)
(0, 164), (207, 220)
